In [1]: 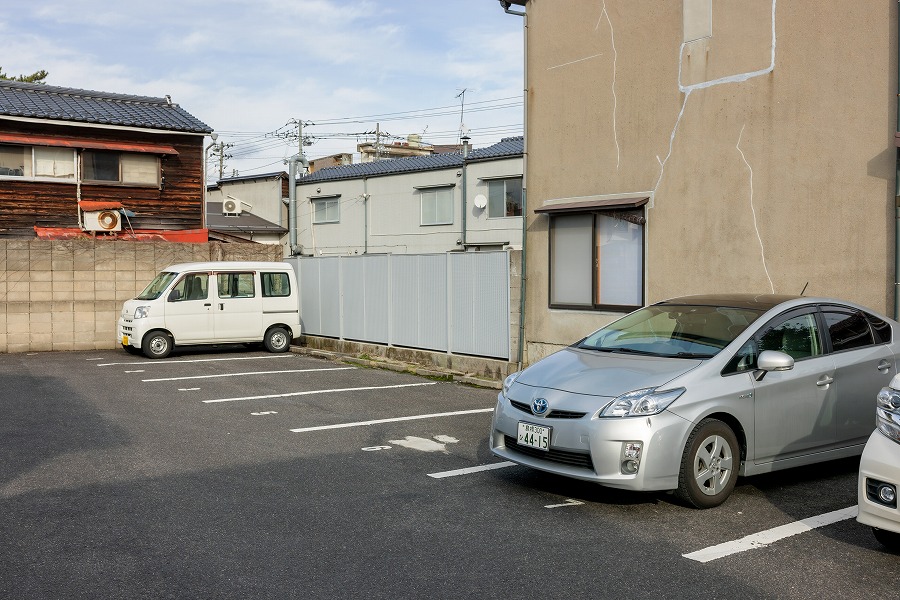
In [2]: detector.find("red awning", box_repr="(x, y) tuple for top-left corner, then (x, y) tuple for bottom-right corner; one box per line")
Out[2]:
(78, 201), (124, 211)
(0, 132), (178, 155)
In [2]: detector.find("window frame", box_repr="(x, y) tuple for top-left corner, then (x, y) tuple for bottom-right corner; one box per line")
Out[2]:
(311, 195), (341, 224)
(418, 185), (455, 226)
(0, 144), (161, 187)
(486, 177), (523, 218)
(547, 208), (646, 313)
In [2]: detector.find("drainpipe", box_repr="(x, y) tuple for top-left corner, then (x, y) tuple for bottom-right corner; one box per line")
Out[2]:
(895, 0), (900, 319)
(461, 135), (470, 249)
(501, 0), (528, 369)
(363, 177), (369, 254)
(287, 153), (309, 256)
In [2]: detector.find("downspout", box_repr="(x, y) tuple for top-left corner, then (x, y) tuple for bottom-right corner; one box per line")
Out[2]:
(287, 153), (309, 256)
(461, 136), (470, 248)
(503, 0), (528, 369)
(363, 177), (369, 254)
(895, 0), (900, 318)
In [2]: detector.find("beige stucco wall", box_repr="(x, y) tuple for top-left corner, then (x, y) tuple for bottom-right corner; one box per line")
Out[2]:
(0, 240), (283, 354)
(522, 0), (897, 362)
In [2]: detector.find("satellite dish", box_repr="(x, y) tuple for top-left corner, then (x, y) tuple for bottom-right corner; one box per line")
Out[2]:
(473, 194), (487, 210)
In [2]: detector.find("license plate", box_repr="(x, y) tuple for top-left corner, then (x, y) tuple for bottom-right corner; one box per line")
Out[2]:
(517, 422), (551, 451)
(122, 335), (129, 345)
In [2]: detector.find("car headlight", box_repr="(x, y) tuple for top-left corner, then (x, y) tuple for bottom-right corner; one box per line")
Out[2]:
(876, 386), (900, 444)
(599, 387), (685, 418)
(133, 306), (151, 319)
(502, 372), (520, 400)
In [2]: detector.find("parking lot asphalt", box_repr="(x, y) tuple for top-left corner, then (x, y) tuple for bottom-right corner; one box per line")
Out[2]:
(0, 347), (896, 599)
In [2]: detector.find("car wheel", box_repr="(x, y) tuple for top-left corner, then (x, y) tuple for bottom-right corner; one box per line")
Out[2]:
(121, 344), (142, 356)
(676, 418), (739, 509)
(143, 331), (173, 359)
(873, 527), (900, 552)
(264, 327), (290, 353)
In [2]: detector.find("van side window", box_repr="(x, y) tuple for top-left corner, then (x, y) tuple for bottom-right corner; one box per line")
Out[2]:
(262, 272), (291, 297)
(170, 273), (208, 302)
(217, 272), (256, 298)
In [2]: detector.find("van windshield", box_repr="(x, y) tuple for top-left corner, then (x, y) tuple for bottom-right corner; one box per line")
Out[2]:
(136, 272), (177, 300)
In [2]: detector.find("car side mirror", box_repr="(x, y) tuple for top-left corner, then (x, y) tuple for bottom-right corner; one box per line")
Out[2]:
(754, 350), (794, 381)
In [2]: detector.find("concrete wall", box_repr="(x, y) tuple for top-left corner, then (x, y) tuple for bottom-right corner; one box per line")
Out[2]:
(522, 0), (897, 363)
(0, 239), (282, 354)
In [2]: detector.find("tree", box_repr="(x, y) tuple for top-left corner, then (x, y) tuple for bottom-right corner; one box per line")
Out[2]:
(0, 67), (49, 84)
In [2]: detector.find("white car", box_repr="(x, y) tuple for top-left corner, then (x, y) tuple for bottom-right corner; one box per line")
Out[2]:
(858, 373), (900, 551)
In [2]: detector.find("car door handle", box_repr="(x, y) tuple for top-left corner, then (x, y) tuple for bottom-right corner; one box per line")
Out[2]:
(204, 303), (211, 307)
(877, 360), (892, 373)
(816, 376), (834, 387)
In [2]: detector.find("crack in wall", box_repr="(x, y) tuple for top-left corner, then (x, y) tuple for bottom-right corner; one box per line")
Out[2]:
(736, 124), (775, 293)
(547, 53), (604, 71)
(596, 1), (620, 170)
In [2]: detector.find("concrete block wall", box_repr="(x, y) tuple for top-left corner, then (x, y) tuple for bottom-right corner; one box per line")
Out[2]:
(0, 239), (282, 354)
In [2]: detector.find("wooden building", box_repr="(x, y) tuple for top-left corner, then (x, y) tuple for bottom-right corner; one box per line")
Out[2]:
(0, 81), (212, 240)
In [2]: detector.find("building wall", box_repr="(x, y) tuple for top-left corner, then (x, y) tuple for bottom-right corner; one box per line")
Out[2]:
(207, 175), (288, 229)
(0, 239), (282, 354)
(522, 0), (897, 362)
(0, 122), (204, 235)
(295, 155), (524, 256)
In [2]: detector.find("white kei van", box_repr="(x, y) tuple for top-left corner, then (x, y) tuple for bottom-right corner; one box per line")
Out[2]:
(118, 261), (301, 359)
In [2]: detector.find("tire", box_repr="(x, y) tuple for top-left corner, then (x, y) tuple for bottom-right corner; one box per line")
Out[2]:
(675, 418), (739, 509)
(873, 527), (900, 552)
(264, 327), (290, 353)
(142, 331), (173, 359)
(121, 344), (142, 356)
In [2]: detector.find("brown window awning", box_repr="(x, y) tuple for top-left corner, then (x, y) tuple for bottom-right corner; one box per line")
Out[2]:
(0, 132), (178, 155)
(534, 196), (649, 215)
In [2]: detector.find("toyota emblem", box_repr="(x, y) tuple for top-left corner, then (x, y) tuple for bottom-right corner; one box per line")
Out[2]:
(531, 397), (549, 416)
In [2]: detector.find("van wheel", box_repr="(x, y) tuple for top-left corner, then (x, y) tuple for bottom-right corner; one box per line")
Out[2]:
(675, 418), (739, 509)
(143, 331), (173, 359)
(264, 327), (290, 353)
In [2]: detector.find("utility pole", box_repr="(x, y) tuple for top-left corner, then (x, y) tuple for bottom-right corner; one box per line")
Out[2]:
(216, 141), (233, 179)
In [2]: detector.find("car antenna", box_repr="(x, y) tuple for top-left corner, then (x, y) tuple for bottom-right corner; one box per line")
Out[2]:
(799, 282), (809, 296)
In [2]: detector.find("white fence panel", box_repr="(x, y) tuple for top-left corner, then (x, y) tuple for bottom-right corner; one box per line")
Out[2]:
(290, 252), (510, 360)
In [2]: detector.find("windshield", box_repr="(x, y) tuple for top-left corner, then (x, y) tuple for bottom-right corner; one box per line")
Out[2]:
(577, 304), (764, 358)
(136, 272), (178, 300)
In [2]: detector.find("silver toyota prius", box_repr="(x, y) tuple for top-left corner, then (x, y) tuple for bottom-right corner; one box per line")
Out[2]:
(490, 294), (899, 508)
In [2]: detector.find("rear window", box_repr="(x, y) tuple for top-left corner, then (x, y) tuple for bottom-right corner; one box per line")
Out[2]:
(262, 272), (291, 297)
(823, 310), (874, 352)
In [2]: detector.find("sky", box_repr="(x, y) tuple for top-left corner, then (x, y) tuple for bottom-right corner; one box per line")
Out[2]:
(0, 0), (525, 180)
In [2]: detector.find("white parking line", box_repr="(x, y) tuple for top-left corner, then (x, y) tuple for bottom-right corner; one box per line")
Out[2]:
(545, 499), (585, 509)
(427, 461), (516, 479)
(290, 407), (494, 433)
(683, 505), (858, 563)
(178, 387), (201, 392)
(205, 382), (439, 405)
(96, 355), (295, 367)
(142, 367), (355, 382)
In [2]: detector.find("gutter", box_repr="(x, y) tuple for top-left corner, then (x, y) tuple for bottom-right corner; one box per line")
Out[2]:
(286, 153), (309, 256)
(499, 1), (525, 17)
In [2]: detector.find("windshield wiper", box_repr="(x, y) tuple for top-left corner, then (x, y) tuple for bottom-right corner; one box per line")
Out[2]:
(673, 352), (714, 359)
(608, 347), (661, 356)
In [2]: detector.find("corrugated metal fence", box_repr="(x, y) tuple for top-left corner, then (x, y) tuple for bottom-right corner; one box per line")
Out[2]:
(285, 252), (511, 360)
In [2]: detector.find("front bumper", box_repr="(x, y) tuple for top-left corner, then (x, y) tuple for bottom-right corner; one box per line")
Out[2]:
(857, 430), (900, 534)
(489, 392), (692, 492)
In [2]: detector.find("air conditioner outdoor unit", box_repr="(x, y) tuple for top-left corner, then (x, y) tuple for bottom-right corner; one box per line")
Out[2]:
(223, 198), (242, 215)
(83, 209), (121, 232)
